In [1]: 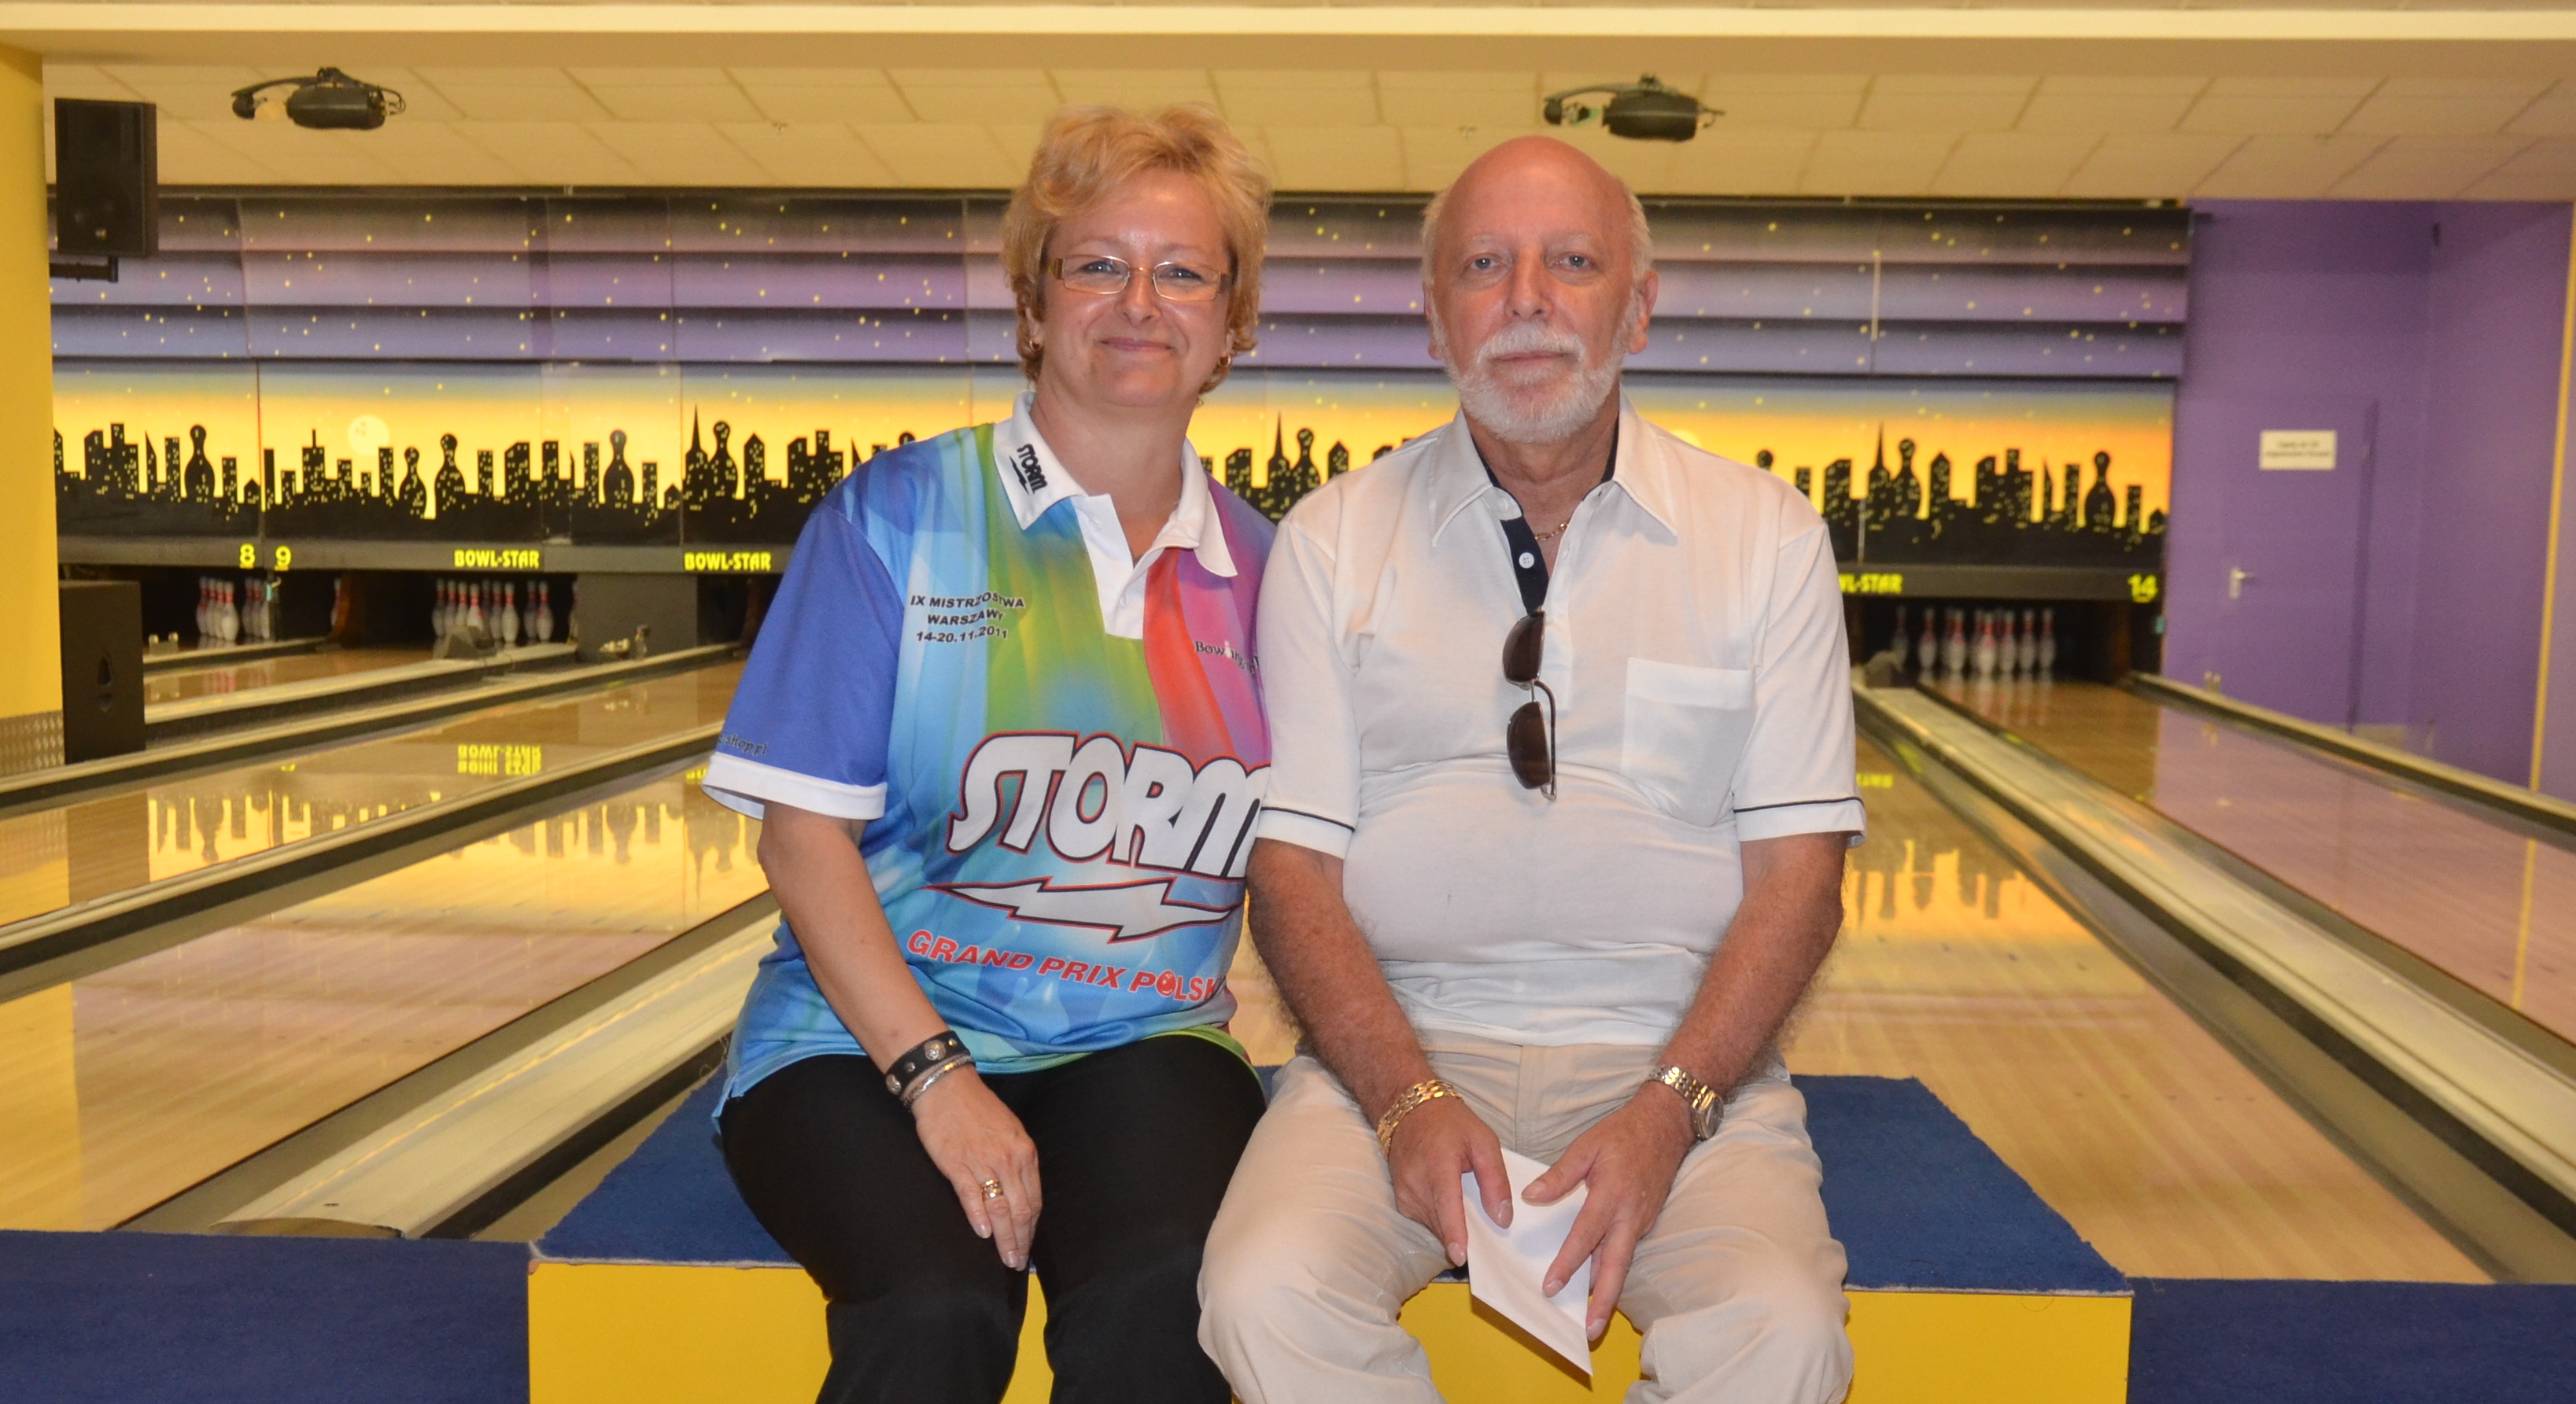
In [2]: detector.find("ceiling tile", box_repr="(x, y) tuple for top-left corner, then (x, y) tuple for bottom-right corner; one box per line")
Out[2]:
(745, 85), (917, 125)
(587, 121), (770, 186)
(98, 66), (271, 123)
(1659, 131), (1819, 197)
(1050, 70), (1217, 110)
(2508, 83), (2576, 136)
(1400, 125), (1504, 193)
(1930, 131), (2101, 197)
(425, 80), (611, 123)
(2019, 77), (2206, 135)
(2342, 80), (2553, 138)
(713, 123), (896, 186)
(891, 73), (1066, 124)
(1214, 72), (1377, 127)
(2182, 76), (2378, 136)
(43, 67), (146, 103)
(156, 118), (286, 184)
(2061, 134), (2243, 197)
(342, 122), (518, 184)
(1377, 72), (1537, 129)
(583, 83), (763, 123)
(1799, 131), (1959, 195)
(2331, 135), (2531, 198)
(2193, 135), (2387, 197)
(859, 123), (1021, 187)
(2462, 138), (2576, 198)
(1264, 125), (1404, 192)
(449, 120), (644, 186)
(565, 68), (733, 88)
(1702, 75), (1866, 131)
(195, 120), (402, 186)
(1857, 76), (2035, 134)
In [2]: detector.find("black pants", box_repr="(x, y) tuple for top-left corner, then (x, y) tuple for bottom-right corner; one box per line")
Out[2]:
(720, 1035), (1268, 1404)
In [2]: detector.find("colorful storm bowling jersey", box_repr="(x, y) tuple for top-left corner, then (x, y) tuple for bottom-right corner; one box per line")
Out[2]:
(703, 396), (1275, 1100)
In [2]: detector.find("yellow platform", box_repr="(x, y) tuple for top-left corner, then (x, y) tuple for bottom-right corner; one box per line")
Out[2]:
(528, 1262), (2129, 1404)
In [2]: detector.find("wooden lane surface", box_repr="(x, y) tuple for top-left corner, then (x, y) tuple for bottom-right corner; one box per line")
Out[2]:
(1936, 678), (2575, 1049)
(144, 647), (431, 706)
(0, 663), (744, 932)
(0, 770), (766, 1231)
(1787, 737), (2482, 1281)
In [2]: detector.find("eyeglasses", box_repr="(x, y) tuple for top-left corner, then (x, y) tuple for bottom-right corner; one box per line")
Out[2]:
(1504, 609), (1557, 799)
(1048, 256), (1234, 304)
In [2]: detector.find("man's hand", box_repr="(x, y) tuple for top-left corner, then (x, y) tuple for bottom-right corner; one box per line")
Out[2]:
(1386, 1094), (1515, 1267)
(1522, 1085), (1696, 1339)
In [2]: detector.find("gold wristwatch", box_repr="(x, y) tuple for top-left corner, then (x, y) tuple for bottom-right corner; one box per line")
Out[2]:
(1649, 1065), (1720, 1141)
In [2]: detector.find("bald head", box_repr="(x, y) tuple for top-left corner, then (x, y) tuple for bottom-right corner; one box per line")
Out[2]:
(1421, 137), (1652, 292)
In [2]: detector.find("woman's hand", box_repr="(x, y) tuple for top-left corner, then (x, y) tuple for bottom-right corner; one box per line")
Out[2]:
(910, 1067), (1043, 1269)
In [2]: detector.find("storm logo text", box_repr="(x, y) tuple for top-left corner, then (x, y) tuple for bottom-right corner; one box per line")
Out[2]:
(946, 733), (1266, 879)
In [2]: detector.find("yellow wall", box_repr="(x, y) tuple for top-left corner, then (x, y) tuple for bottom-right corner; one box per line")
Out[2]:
(0, 44), (53, 720)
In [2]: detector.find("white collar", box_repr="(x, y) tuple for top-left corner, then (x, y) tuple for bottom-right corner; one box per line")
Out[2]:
(991, 392), (1235, 578)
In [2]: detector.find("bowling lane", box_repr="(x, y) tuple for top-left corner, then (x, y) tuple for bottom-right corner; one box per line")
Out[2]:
(1930, 678), (2576, 1048)
(0, 661), (743, 931)
(0, 765), (765, 1231)
(144, 647), (432, 706)
(1782, 736), (2486, 1281)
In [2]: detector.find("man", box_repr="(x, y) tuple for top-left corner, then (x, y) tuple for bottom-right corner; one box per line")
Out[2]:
(1196, 136), (1862, 1404)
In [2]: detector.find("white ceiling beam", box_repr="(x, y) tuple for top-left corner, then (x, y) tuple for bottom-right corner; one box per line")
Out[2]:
(19, 7), (2576, 78)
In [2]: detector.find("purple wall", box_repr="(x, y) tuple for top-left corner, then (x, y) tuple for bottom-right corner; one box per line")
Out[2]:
(2415, 205), (2570, 783)
(2172, 200), (2572, 786)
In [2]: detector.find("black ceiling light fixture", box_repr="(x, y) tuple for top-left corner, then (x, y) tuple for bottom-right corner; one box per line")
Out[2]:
(1542, 75), (1719, 142)
(230, 68), (407, 131)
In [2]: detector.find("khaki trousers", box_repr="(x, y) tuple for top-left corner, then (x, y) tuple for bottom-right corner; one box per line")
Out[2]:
(1198, 1031), (1853, 1404)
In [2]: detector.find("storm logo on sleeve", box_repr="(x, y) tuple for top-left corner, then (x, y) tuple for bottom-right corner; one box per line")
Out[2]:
(945, 732), (1266, 879)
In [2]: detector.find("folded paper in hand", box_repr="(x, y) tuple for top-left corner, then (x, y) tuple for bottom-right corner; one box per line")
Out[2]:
(1460, 1148), (1591, 1376)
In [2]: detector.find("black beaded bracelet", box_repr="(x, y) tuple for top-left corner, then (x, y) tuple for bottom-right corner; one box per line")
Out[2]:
(884, 1030), (972, 1100)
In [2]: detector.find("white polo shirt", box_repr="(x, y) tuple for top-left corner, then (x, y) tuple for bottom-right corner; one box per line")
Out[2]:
(1253, 397), (1865, 1048)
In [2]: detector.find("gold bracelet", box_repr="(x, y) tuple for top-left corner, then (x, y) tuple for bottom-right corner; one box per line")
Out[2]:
(1375, 1078), (1463, 1155)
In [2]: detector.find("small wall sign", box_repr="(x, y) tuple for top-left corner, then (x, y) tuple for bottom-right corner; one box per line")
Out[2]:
(2259, 429), (2337, 470)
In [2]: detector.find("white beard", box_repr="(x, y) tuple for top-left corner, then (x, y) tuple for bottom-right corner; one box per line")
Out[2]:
(1437, 309), (1630, 446)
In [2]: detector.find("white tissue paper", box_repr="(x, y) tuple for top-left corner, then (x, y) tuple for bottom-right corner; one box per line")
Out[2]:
(1460, 1148), (1592, 1376)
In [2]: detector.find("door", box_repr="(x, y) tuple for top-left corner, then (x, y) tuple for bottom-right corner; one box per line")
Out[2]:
(2167, 396), (2377, 724)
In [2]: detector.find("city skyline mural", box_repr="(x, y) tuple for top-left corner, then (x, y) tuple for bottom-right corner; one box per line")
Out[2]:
(54, 363), (2168, 569)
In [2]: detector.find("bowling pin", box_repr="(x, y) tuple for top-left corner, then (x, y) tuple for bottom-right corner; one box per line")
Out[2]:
(1920, 609), (1940, 676)
(1891, 605), (1911, 670)
(1973, 610), (1998, 678)
(503, 583), (521, 647)
(2017, 610), (2037, 674)
(194, 577), (208, 640)
(532, 581), (555, 645)
(220, 581), (239, 643)
(467, 582), (486, 636)
(2038, 608), (2057, 676)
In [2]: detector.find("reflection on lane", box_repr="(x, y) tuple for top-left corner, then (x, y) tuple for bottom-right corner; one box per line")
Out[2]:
(1933, 678), (2576, 1048)
(0, 768), (765, 1231)
(145, 647), (432, 706)
(0, 663), (744, 932)
(1785, 736), (2484, 1281)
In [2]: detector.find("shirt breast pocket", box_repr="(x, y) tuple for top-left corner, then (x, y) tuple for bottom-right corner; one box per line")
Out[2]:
(1618, 658), (1756, 827)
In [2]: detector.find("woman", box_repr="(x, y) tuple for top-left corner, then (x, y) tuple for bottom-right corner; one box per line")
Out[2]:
(700, 105), (1275, 1404)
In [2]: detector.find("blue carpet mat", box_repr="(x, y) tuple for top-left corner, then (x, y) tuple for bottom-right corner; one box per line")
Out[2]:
(2130, 1277), (2576, 1403)
(0, 1229), (526, 1403)
(545, 1071), (2127, 1299)
(1803, 1074), (2126, 1293)
(541, 1078), (787, 1266)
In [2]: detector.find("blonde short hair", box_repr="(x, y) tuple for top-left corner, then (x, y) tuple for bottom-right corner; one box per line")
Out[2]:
(1002, 105), (1271, 394)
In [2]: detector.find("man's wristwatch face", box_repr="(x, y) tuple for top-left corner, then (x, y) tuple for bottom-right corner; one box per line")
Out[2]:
(1655, 1066), (1719, 1140)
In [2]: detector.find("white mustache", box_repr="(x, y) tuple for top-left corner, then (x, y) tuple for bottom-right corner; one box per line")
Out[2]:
(1472, 322), (1587, 370)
